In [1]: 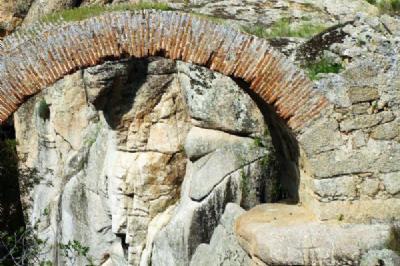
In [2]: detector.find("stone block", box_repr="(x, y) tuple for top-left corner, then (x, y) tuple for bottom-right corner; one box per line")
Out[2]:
(382, 172), (400, 195)
(351, 102), (370, 115)
(371, 120), (400, 140)
(360, 178), (380, 197)
(313, 175), (357, 200)
(348, 86), (379, 104)
(309, 148), (378, 178)
(340, 112), (395, 132)
(299, 118), (344, 156)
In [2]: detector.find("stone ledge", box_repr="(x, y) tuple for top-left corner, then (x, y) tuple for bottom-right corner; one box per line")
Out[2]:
(234, 203), (399, 266)
(310, 198), (400, 223)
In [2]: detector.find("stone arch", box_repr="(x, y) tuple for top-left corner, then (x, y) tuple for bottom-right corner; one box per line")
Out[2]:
(0, 10), (330, 132)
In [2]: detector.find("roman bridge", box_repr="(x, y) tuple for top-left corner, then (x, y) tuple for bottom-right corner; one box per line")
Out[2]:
(0, 10), (330, 132)
(1, 9), (399, 234)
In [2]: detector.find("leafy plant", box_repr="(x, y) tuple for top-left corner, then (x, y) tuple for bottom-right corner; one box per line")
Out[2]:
(41, 2), (172, 23)
(253, 129), (271, 149)
(59, 240), (94, 266)
(0, 224), (51, 266)
(305, 57), (343, 80)
(1, 219), (93, 265)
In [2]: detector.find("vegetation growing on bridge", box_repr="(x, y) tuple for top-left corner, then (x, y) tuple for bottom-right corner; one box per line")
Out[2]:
(241, 18), (327, 39)
(41, 2), (172, 23)
(366, 0), (400, 14)
(305, 57), (343, 80)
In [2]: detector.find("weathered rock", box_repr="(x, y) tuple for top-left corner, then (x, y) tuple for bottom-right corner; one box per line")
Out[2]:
(348, 86), (379, 104)
(23, 0), (77, 24)
(313, 175), (357, 201)
(151, 155), (274, 265)
(184, 127), (249, 160)
(382, 172), (400, 195)
(0, 0), (32, 37)
(351, 103), (371, 115)
(189, 141), (269, 201)
(339, 112), (395, 132)
(298, 118), (344, 156)
(360, 249), (400, 266)
(371, 120), (400, 140)
(360, 178), (380, 198)
(235, 204), (399, 266)
(177, 62), (265, 136)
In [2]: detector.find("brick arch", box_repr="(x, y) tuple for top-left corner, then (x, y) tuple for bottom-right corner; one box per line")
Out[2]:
(0, 10), (330, 131)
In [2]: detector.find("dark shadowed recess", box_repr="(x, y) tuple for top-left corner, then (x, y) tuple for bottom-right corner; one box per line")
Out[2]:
(295, 22), (352, 66)
(234, 78), (301, 204)
(0, 121), (25, 263)
(92, 59), (149, 129)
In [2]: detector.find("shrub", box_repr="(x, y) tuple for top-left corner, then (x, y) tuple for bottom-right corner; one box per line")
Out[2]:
(0, 220), (51, 266)
(59, 240), (94, 266)
(305, 57), (343, 80)
(37, 99), (50, 121)
(379, 0), (400, 13)
(241, 18), (326, 39)
(1, 224), (93, 265)
(42, 2), (172, 23)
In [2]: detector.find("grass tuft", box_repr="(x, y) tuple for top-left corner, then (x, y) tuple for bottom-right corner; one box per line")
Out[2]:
(189, 12), (226, 24)
(305, 57), (343, 80)
(366, 0), (400, 14)
(241, 18), (326, 39)
(41, 2), (172, 23)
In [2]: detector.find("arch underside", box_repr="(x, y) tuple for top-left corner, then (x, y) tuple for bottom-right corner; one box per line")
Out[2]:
(0, 10), (329, 131)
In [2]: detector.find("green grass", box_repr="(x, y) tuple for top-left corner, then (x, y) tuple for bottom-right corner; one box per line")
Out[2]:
(190, 12), (226, 24)
(305, 57), (343, 80)
(366, 0), (400, 14)
(241, 18), (327, 39)
(41, 2), (172, 23)
(240, 169), (250, 197)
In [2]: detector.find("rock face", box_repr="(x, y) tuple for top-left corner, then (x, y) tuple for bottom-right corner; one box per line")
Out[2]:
(14, 57), (276, 265)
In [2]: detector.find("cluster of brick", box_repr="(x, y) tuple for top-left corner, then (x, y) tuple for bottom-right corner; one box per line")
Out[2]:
(0, 10), (329, 131)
